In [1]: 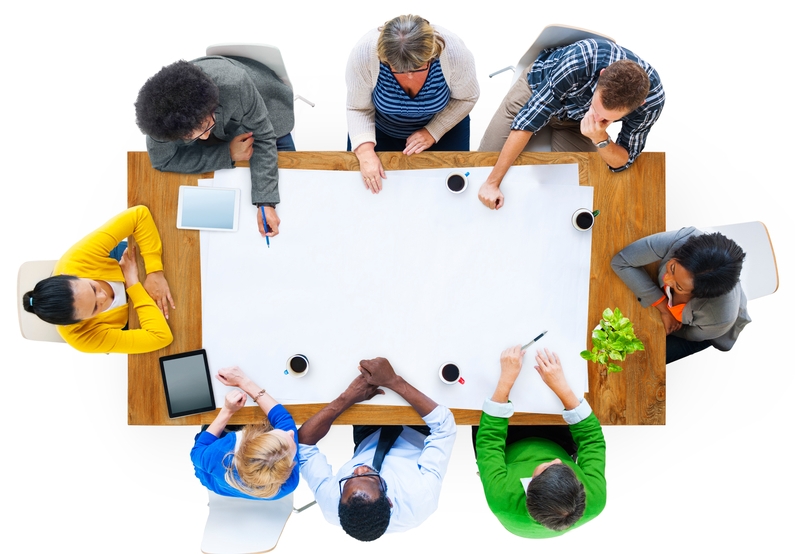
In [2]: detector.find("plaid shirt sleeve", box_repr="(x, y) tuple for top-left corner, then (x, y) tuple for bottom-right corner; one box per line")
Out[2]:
(612, 79), (665, 172)
(510, 41), (597, 133)
(511, 78), (560, 133)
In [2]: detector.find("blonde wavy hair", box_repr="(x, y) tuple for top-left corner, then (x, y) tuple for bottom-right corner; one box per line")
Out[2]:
(224, 421), (296, 499)
(377, 15), (445, 73)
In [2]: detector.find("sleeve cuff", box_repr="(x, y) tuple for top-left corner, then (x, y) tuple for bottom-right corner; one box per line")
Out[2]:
(562, 399), (592, 425)
(125, 282), (153, 306)
(651, 294), (667, 307)
(194, 431), (220, 445)
(297, 443), (319, 465)
(422, 405), (453, 426)
(482, 398), (514, 419)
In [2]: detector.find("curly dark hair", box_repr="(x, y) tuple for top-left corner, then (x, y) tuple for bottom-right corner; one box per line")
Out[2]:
(596, 59), (650, 113)
(338, 492), (391, 541)
(673, 232), (746, 299)
(22, 274), (80, 325)
(134, 60), (219, 141)
(526, 463), (585, 531)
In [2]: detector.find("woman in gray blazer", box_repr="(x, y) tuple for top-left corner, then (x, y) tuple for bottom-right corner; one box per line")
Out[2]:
(610, 228), (749, 363)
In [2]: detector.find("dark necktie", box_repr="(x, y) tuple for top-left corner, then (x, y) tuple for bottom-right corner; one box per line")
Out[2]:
(372, 426), (403, 472)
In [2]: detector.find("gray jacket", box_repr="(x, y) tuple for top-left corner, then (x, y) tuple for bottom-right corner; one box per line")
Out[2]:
(145, 56), (294, 205)
(610, 227), (750, 351)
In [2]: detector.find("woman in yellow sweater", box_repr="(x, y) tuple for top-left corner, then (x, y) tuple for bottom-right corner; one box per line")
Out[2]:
(22, 206), (174, 354)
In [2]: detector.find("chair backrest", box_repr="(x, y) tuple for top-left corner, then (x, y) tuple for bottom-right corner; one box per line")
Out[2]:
(700, 222), (779, 301)
(201, 491), (293, 554)
(17, 261), (66, 343)
(206, 44), (292, 88)
(511, 24), (615, 87)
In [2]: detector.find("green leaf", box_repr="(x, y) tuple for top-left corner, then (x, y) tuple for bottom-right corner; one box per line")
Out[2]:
(602, 308), (614, 320)
(580, 350), (596, 361)
(608, 362), (623, 373)
(597, 352), (608, 365)
(593, 330), (608, 341)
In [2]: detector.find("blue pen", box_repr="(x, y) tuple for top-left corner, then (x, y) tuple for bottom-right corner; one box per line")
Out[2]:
(260, 205), (270, 248)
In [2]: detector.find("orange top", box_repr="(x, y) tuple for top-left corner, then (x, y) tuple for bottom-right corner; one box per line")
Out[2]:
(652, 288), (686, 322)
(668, 303), (686, 322)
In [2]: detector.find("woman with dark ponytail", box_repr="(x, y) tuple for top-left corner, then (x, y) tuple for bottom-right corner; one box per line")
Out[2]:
(23, 275), (80, 325)
(21, 206), (174, 354)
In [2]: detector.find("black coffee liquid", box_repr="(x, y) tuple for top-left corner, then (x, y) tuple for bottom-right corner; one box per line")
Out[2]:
(290, 356), (308, 373)
(576, 212), (593, 229)
(447, 175), (465, 192)
(442, 364), (460, 381)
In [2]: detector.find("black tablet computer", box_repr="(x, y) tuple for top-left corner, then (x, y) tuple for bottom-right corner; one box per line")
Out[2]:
(159, 349), (216, 418)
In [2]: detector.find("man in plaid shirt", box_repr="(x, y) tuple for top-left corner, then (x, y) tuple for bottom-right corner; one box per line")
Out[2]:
(478, 39), (664, 210)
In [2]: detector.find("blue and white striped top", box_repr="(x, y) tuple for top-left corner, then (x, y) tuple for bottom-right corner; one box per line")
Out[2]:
(372, 60), (450, 139)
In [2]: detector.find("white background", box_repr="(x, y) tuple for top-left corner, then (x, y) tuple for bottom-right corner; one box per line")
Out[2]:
(2, 2), (790, 552)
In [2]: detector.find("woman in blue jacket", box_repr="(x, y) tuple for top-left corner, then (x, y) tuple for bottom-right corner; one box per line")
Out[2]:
(191, 365), (298, 499)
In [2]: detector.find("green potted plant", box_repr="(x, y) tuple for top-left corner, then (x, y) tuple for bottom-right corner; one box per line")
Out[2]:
(580, 307), (645, 373)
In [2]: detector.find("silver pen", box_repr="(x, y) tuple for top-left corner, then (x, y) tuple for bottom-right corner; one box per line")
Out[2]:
(521, 330), (549, 351)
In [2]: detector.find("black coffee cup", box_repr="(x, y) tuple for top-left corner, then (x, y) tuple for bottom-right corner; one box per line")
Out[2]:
(446, 171), (469, 193)
(287, 354), (309, 377)
(572, 208), (598, 231)
(439, 362), (465, 384)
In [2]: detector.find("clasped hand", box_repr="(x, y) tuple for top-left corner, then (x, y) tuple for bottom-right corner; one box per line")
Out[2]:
(224, 389), (246, 412)
(344, 374), (384, 403)
(358, 357), (401, 389)
(143, 271), (175, 319)
(230, 132), (254, 162)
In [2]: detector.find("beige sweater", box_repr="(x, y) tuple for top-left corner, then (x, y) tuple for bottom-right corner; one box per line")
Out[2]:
(346, 25), (480, 151)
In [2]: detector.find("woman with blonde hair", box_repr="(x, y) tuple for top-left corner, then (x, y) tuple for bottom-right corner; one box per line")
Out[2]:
(347, 14), (479, 193)
(191, 366), (298, 499)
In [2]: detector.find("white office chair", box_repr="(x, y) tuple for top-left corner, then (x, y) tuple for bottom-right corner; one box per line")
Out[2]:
(206, 43), (314, 107)
(489, 25), (615, 152)
(201, 491), (316, 554)
(700, 222), (779, 301)
(17, 260), (66, 343)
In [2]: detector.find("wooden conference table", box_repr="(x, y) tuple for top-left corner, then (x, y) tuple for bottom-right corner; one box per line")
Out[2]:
(127, 151), (665, 426)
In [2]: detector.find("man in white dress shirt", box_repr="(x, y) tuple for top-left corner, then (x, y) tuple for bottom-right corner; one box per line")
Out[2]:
(298, 357), (456, 541)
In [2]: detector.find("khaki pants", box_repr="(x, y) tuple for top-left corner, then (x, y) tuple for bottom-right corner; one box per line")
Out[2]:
(478, 68), (596, 154)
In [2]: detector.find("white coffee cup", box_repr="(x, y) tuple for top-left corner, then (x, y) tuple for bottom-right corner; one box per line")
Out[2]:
(439, 362), (465, 384)
(446, 171), (469, 194)
(572, 208), (597, 231)
(286, 354), (309, 378)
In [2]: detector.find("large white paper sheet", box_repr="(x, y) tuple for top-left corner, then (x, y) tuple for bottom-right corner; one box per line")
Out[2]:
(200, 164), (592, 414)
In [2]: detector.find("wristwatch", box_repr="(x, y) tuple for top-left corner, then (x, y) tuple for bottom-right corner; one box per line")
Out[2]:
(594, 137), (611, 149)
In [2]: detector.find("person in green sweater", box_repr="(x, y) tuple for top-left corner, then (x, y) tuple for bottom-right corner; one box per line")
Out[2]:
(474, 346), (606, 538)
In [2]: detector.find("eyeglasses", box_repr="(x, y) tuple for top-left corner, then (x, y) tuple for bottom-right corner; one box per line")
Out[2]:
(338, 469), (388, 496)
(390, 65), (430, 75)
(184, 113), (216, 144)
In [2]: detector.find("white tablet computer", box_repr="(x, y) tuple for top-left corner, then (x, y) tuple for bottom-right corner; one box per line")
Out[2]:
(177, 186), (241, 231)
